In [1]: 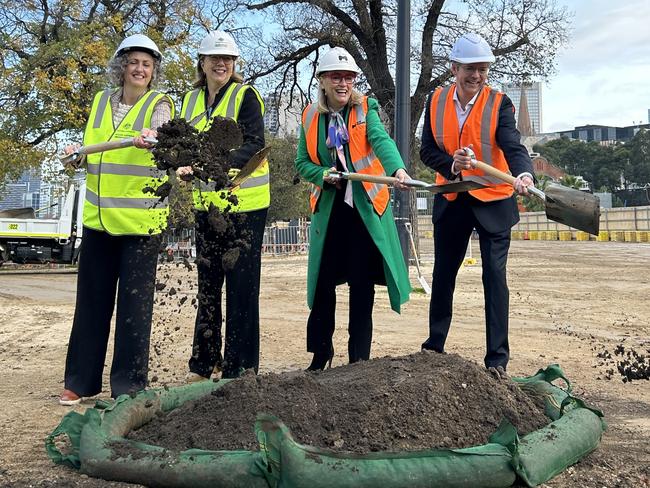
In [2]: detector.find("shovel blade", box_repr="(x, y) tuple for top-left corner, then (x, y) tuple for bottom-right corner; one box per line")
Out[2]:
(426, 180), (487, 194)
(544, 183), (600, 235)
(229, 146), (271, 188)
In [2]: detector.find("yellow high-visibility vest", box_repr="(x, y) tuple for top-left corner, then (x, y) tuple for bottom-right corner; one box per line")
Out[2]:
(83, 89), (175, 235)
(180, 83), (269, 213)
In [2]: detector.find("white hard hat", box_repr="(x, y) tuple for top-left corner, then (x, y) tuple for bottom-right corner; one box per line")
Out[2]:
(198, 30), (240, 57)
(316, 47), (361, 75)
(114, 34), (162, 60)
(449, 33), (495, 64)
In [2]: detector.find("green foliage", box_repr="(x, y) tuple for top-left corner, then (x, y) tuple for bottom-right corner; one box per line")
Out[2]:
(267, 135), (310, 222)
(519, 175), (551, 212)
(0, 0), (200, 190)
(535, 133), (650, 194)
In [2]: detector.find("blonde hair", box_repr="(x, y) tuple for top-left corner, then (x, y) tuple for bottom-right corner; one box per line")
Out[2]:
(193, 56), (244, 89)
(316, 75), (364, 113)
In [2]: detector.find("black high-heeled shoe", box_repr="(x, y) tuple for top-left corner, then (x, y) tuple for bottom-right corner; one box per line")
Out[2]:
(306, 347), (334, 371)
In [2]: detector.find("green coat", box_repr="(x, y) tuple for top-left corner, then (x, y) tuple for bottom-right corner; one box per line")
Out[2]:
(295, 97), (411, 313)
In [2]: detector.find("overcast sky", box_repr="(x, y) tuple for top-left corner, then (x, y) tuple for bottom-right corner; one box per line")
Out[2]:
(542, 0), (650, 133)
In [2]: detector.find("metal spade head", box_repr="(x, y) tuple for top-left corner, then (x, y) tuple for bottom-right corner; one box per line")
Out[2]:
(424, 179), (487, 194)
(229, 146), (271, 188)
(544, 183), (601, 235)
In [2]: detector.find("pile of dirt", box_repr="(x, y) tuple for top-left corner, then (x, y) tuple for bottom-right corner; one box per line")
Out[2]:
(129, 351), (549, 453)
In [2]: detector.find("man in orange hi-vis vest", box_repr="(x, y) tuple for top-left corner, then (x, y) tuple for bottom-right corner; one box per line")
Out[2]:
(420, 33), (535, 377)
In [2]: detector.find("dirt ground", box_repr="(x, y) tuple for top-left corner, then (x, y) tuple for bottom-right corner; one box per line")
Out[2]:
(0, 240), (649, 487)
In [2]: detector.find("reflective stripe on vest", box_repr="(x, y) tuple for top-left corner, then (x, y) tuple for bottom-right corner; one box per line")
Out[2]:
(180, 84), (269, 213)
(302, 98), (389, 215)
(429, 84), (514, 202)
(301, 103), (322, 212)
(83, 89), (173, 235)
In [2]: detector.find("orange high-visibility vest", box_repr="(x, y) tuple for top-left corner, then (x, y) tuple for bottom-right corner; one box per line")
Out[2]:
(429, 84), (514, 201)
(301, 97), (389, 215)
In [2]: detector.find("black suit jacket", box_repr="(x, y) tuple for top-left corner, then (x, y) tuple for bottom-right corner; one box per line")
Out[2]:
(420, 86), (534, 234)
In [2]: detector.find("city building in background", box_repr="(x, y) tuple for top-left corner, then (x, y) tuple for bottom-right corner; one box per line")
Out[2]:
(0, 169), (82, 217)
(0, 171), (42, 213)
(502, 81), (543, 135)
(263, 93), (302, 138)
(558, 123), (650, 144)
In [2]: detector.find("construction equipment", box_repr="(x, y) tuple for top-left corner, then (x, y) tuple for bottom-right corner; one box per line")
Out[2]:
(0, 182), (85, 265)
(404, 222), (431, 294)
(463, 147), (601, 235)
(60, 137), (158, 167)
(328, 171), (487, 194)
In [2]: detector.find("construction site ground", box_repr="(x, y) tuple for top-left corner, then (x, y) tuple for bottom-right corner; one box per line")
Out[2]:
(0, 240), (648, 487)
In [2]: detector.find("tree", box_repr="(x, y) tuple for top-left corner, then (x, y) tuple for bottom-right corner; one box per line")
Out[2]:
(534, 138), (624, 192)
(626, 129), (650, 187)
(0, 0), (227, 189)
(242, 0), (570, 150)
(267, 134), (311, 221)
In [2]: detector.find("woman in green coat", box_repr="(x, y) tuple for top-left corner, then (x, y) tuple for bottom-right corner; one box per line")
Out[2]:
(295, 47), (412, 370)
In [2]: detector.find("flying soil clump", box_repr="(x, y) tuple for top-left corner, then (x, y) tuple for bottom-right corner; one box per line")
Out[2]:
(149, 116), (250, 270)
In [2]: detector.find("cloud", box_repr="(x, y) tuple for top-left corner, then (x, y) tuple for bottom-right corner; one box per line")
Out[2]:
(543, 0), (650, 132)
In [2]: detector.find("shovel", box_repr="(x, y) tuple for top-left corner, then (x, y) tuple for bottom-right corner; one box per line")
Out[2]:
(404, 221), (431, 294)
(60, 137), (158, 167)
(229, 146), (271, 189)
(464, 149), (601, 235)
(329, 171), (487, 194)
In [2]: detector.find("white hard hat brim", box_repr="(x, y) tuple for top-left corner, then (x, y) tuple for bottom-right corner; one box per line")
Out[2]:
(450, 55), (495, 64)
(116, 47), (162, 60)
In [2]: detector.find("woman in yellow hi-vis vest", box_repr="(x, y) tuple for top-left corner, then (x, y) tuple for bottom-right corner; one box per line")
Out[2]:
(59, 35), (174, 405)
(178, 31), (268, 381)
(295, 47), (412, 370)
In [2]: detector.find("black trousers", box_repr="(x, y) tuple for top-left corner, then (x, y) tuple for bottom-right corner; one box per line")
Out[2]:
(189, 208), (267, 378)
(307, 193), (382, 363)
(423, 199), (512, 369)
(64, 227), (159, 398)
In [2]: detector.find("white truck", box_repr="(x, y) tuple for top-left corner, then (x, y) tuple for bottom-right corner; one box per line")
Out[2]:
(0, 182), (85, 265)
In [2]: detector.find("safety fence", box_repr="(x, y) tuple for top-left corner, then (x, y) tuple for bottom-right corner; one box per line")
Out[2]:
(159, 202), (650, 263)
(261, 218), (311, 255)
(512, 205), (650, 242)
(160, 220), (312, 260)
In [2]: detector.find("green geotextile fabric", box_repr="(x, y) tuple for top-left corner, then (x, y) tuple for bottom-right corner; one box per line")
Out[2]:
(46, 364), (606, 487)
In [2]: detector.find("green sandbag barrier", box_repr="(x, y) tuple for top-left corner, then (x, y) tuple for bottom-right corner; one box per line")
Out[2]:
(47, 364), (606, 487)
(47, 380), (270, 488)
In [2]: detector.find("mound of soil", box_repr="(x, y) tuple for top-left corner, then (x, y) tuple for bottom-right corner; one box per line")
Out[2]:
(129, 351), (549, 453)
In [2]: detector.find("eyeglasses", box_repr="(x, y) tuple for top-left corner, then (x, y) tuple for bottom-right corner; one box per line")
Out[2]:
(459, 65), (489, 75)
(326, 73), (357, 84)
(204, 55), (234, 64)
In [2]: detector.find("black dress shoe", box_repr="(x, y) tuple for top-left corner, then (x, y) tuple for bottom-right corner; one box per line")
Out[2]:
(306, 348), (334, 371)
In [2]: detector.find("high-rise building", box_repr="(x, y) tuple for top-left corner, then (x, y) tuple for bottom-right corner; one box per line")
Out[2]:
(502, 82), (543, 134)
(263, 93), (302, 139)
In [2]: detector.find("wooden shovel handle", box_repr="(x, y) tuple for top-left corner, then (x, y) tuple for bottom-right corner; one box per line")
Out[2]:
(471, 159), (545, 200)
(341, 172), (399, 185)
(471, 159), (516, 185)
(77, 138), (138, 155)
